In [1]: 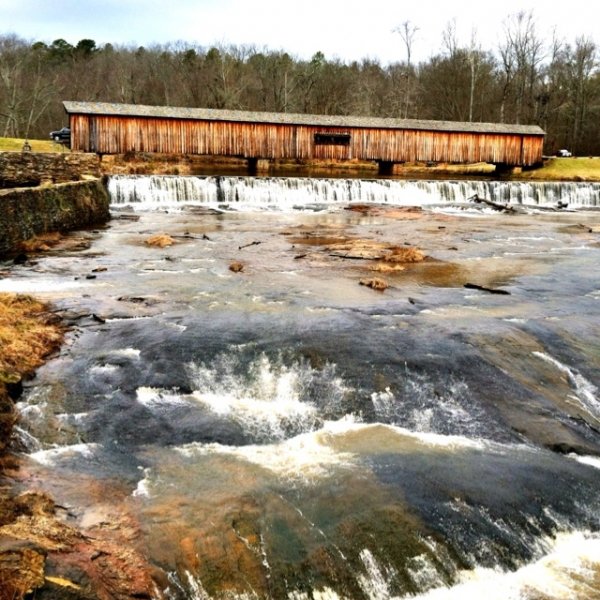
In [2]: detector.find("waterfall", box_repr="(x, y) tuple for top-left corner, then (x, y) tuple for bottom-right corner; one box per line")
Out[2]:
(107, 175), (600, 210)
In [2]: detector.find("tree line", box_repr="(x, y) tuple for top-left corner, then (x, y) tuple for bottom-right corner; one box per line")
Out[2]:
(1, 11), (598, 155)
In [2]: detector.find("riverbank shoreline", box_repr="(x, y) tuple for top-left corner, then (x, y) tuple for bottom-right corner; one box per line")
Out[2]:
(0, 293), (65, 599)
(3, 142), (600, 182)
(0, 179), (110, 258)
(100, 152), (600, 182)
(0, 292), (159, 599)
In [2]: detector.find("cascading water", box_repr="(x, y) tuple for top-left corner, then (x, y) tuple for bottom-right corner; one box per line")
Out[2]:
(107, 174), (600, 210)
(8, 178), (600, 599)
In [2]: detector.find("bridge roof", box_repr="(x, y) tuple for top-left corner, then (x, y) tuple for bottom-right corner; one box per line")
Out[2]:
(63, 101), (545, 136)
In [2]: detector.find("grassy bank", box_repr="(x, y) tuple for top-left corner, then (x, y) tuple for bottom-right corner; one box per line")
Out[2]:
(0, 137), (64, 153)
(518, 157), (600, 182)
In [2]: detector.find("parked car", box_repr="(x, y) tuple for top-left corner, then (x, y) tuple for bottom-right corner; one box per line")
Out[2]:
(50, 127), (71, 144)
(557, 148), (572, 157)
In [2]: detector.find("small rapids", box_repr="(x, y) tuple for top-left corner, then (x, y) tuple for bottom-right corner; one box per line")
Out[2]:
(135, 352), (351, 444)
(9, 186), (600, 599)
(107, 175), (600, 210)
(532, 351), (600, 419)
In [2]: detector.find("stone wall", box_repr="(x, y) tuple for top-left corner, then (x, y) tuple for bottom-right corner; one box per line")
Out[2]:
(0, 151), (101, 188)
(0, 179), (110, 256)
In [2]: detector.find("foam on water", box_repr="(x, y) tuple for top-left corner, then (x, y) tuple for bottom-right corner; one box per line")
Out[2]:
(136, 387), (190, 408)
(107, 175), (600, 211)
(357, 548), (398, 600)
(533, 351), (599, 418)
(571, 455), (600, 470)
(105, 315), (154, 323)
(0, 278), (86, 293)
(185, 353), (350, 442)
(429, 206), (500, 217)
(288, 588), (343, 600)
(90, 364), (120, 375)
(166, 570), (259, 600)
(403, 530), (600, 600)
(132, 467), (152, 498)
(174, 418), (358, 481)
(173, 418), (491, 484)
(30, 443), (101, 466)
(110, 348), (141, 359)
(370, 370), (496, 440)
(162, 530), (600, 600)
(12, 425), (43, 452)
(184, 571), (210, 600)
(191, 389), (319, 441)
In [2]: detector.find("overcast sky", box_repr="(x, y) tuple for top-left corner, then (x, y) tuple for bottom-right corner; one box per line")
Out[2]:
(1, 0), (598, 63)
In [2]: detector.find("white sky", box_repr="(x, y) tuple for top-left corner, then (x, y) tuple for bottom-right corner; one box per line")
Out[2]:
(1, 0), (598, 63)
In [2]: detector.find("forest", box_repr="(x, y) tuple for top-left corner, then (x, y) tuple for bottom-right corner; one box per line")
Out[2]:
(0, 11), (598, 156)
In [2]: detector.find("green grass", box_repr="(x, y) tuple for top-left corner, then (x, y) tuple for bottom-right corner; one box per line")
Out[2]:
(0, 137), (67, 152)
(519, 157), (600, 181)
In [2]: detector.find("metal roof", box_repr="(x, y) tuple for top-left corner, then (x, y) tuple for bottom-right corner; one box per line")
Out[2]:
(63, 101), (545, 136)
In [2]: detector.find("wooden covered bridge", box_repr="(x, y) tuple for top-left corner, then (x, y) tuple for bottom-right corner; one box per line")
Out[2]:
(63, 101), (545, 174)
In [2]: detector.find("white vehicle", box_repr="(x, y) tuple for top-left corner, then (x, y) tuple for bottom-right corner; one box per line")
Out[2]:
(557, 148), (572, 157)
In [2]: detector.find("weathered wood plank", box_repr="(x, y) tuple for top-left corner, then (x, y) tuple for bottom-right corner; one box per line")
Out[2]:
(68, 112), (544, 166)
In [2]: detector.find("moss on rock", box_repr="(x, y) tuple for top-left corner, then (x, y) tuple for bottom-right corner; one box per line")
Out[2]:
(0, 180), (110, 257)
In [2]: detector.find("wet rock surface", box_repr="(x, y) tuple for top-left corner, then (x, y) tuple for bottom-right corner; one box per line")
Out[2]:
(0, 490), (157, 600)
(0, 152), (100, 189)
(0, 181), (110, 257)
(2, 201), (600, 598)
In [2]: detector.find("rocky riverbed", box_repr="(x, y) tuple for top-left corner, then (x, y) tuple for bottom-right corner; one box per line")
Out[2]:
(1, 196), (600, 599)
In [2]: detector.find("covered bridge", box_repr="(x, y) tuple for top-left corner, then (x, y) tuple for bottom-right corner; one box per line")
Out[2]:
(63, 101), (545, 172)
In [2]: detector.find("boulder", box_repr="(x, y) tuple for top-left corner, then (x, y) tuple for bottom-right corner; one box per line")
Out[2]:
(359, 277), (389, 291)
(144, 234), (175, 248)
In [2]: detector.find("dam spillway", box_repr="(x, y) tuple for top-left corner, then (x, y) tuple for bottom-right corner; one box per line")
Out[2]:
(107, 174), (600, 210)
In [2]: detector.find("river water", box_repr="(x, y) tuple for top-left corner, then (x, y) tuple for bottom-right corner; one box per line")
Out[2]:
(4, 176), (600, 599)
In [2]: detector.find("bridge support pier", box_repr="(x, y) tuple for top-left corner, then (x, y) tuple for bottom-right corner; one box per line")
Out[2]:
(377, 161), (394, 176)
(494, 163), (521, 176)
(247, 158), (270, 175)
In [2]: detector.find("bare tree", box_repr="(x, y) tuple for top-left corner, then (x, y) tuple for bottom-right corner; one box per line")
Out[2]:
(442, 19), (459, 59)
(441, 21), (481, 122)
(0, 35), (27, 136)
(565, 37), (597, 153)
(394, 20), (419, 118)
(2, 21), (600, 154)
(23, 45), (59, 139)
(498, 11), (545, 123)
(467, 29), (481, 122)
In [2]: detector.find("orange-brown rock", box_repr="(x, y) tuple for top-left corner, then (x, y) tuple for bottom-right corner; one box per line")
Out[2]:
(0, 491), (159, 600)
(19, 233), (63, 253)
(144, 234), (175, 248)
(384, 246), (425, 263)
(326, 240), (388, 260)
(370, 263), (406, 273)
(345, 204), (424, 220)
(0, 547), (45, 600)
(326, 239), (426, 263)
(229, 261), (244, 272)
(359, 277), (389, 291)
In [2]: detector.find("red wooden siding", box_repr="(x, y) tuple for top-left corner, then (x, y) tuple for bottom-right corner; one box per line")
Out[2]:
(69, 114), (544, 167)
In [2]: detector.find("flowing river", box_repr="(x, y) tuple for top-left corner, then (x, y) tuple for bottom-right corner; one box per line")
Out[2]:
(4, 175), (600, 599)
